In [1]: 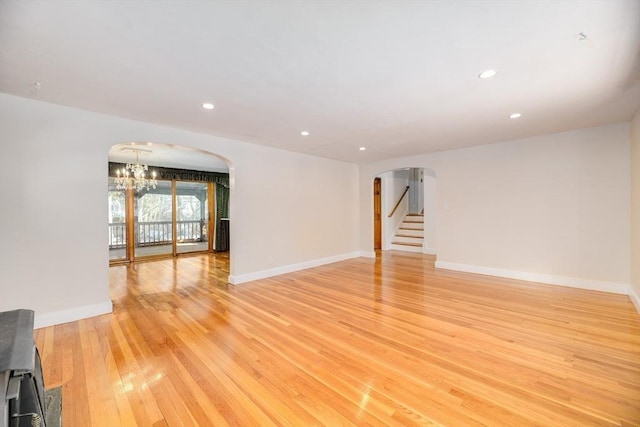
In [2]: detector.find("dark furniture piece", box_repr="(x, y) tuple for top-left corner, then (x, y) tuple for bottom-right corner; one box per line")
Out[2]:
(0, 310), (46, 427)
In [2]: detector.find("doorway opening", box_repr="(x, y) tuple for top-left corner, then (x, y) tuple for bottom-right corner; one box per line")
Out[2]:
(374, 167), (436, 255)
(107, 142), (231, 264)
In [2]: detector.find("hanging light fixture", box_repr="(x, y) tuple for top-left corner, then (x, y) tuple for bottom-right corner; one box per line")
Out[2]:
(114, 149), (158, 191)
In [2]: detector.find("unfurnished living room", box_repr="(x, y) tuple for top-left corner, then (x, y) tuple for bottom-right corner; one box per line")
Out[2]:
(0, 1), (639, 426)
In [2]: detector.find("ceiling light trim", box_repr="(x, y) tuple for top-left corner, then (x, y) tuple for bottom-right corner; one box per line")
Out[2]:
(478, 69), (497, 79)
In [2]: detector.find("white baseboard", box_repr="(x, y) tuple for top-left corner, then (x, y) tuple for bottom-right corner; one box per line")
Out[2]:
(229, 251), (365, 285)
(34, 301), (113, 329)
(358, 250), (376, 258)
(629, 286), (640, 314)
(434, 261), (630, 295)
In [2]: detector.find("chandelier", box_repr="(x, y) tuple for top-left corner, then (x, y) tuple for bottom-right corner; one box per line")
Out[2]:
(114, 150), (158, 192)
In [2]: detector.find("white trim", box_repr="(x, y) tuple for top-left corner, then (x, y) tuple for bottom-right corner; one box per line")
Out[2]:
(34, 300), (113, 329)
(229, 252), (365, 285)
(358, 251), (376, 258)
(434, 261), (630, 295)
(629, 286), (640, 314)
(423, 248), (437, 255)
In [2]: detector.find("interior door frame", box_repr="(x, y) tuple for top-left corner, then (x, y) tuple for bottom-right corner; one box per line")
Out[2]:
(109, 179), (215, 264)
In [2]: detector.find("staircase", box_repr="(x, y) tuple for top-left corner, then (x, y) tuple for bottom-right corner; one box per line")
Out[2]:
(390, 213), (424, 253)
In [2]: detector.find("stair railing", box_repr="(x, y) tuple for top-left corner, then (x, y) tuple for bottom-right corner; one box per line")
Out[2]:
(388, 186), (410, 218)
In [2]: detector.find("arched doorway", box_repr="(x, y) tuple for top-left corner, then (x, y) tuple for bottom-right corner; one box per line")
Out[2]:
(107, 142), (232, 263)
(373, 167), (437, 255)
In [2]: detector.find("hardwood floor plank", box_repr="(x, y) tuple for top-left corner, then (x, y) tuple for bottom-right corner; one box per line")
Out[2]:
(34, 251), (640, 426)
(108, 316), (164, 426)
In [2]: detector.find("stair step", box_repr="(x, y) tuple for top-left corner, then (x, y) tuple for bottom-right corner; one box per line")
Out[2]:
(397, 231), (424, 238)
(390, 213), (426, 253)
(390, 243), (423, 253)
(393, 235), (423, 244)
(391, 241), (423, 247)
(400, 224), (424, 230)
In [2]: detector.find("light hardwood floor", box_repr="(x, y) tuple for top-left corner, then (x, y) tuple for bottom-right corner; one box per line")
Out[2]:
(35, 252), (640, 426)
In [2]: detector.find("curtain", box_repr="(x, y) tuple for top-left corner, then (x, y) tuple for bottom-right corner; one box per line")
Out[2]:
(214, 183), (230, 252)
(108, 162), (229, 187)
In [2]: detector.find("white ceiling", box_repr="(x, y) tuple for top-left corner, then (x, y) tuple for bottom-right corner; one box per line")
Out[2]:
(1, 1), (639, 165)
(109, 142), (230, 173)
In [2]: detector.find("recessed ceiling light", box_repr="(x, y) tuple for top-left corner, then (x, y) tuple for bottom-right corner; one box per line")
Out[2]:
(301, 131), (309, 136)
(359, 147), (366, 151)
(478, 69), (497, 79)
(202, 103), (214, 110)
(509, 113), (522, 119)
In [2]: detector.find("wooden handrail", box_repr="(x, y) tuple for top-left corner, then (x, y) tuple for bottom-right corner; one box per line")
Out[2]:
(388, 186), (410, 218)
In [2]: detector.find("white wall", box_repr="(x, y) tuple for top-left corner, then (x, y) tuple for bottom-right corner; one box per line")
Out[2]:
(0, 94), (359, 326)
(417, 169), (424, 214)
(423, 171), (437, 252)
(630, 109), (640, 311)
(360, 123), (631, 293)
(381, 169), (409, 250)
